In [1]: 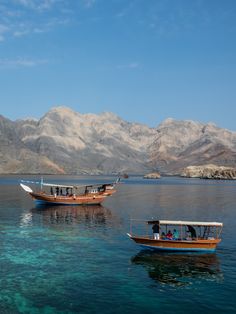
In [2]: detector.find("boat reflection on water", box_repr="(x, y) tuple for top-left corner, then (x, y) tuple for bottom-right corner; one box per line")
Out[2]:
(131, 250), (223, 287)
(26, 204), (113, 227)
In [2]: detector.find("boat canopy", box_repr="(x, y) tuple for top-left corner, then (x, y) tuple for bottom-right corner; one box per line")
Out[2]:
(147, 220), (223, 227)
(41, 182), (76, 189)
(32, 182), (114, 189)
(20, 179), (117, 190)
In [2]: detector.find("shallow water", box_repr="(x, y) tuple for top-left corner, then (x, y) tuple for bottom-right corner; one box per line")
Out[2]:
(0, 175), (235, 313)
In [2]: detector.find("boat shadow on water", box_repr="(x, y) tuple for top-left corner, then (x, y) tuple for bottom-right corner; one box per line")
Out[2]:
(131, 250), (223, 287)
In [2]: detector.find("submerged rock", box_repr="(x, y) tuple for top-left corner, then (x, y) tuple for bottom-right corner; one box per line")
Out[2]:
(181, 164), (236, 180)
(143, 172), (161, 179)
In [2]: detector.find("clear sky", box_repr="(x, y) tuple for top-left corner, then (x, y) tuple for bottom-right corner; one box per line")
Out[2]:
(0, 0), (236, 130)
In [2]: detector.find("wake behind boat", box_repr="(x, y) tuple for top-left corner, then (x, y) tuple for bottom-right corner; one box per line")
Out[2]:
(127, 219), (223, 252)
(20, 178), (119, 205)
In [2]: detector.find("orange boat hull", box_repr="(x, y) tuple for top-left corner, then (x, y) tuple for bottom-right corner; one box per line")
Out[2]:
(30, 192), (106, 205)
(129, 235), (221, 252)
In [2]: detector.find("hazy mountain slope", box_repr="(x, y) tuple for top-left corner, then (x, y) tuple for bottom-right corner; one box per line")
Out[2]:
(149, 119), (236, 174)
(16, 107), (157, 174)
(1, 107), (236, 175)
(0, 115), (65, 174)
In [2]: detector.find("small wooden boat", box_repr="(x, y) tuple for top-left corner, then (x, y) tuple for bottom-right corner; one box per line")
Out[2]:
(127, 219), (223, 252)
(20, 178), (119, 205)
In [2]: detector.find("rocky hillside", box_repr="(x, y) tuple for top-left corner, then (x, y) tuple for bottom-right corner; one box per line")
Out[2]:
(12, 107), (156, 174)
(149, 118), (236, 174)
(181, 164), (236, 179)
(0, 115), (65, 174)
(1, 107), (236, 175)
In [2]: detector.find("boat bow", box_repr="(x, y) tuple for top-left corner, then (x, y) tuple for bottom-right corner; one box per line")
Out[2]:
(20, 183), (33, 193)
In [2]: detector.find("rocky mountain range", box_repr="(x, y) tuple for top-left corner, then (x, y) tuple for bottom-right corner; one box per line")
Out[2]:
(0, 106), (236, 175)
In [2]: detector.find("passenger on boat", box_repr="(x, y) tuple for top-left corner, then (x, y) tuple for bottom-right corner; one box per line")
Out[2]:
(161, 232), (166, 239)
(152, 222), (160, 240)
(50, 187), (53, 195)
(173, 229), (179, 240)
(187, 225), (196, 239)
(166, 230), (173, 240)
(56, 186), (59, 195)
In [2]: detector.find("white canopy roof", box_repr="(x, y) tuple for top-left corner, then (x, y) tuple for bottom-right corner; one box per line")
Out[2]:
(147, 220), (223, 227)
(41, 182), (76, 189)
(20, 179), (116, 189)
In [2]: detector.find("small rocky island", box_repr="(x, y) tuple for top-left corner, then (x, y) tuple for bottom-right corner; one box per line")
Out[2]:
(181, 164), (236, 180)
(143, 172), (161, 179)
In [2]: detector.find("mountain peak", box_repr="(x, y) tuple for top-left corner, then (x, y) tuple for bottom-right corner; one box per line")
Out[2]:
(162, 117), (175, 124)
(49, 106), (77, 116)
(158, 118), (203, 129)
(99, 111), (121, 120)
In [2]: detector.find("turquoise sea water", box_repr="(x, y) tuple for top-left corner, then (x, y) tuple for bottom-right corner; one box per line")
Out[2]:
(0, 175), (236, 313)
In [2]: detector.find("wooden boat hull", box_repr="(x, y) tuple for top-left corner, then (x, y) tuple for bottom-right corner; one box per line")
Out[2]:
(30, 192), (106, 205)
(103, 189), (116, 196)
(128, 234), (221, 252)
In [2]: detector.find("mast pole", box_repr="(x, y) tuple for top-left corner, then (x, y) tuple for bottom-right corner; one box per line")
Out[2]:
(40, 177), (43, 191)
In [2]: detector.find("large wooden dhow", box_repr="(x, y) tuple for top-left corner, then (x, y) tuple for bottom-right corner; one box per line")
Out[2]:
(127, 219), (223, 252)
(20, 178), (119, 205)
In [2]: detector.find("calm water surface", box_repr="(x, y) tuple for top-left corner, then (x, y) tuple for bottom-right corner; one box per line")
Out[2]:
(0, 175), (235, 313)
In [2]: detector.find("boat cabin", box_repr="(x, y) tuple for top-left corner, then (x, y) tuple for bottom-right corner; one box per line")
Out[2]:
(127, 219), (223, 252)
(146, 220), (223, 241)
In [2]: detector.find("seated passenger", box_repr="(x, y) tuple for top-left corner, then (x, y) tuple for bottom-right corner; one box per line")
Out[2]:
(161, 232), (166, 239)
(166, 230), (173, 240)
(173, 229), (179, 240)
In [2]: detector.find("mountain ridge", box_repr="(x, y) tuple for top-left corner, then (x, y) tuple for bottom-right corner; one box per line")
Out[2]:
(1, 106), (236, 175)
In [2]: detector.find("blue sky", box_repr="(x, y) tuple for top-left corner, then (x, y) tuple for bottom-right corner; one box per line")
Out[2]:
(0, 0), (236, 130)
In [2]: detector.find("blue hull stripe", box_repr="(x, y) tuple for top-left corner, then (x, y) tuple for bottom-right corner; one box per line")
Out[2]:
(140, 244), (216, 252)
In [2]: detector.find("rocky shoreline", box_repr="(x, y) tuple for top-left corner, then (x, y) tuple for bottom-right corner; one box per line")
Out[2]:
(143, 172), (161, 179)
(181, 164), (236, 180)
